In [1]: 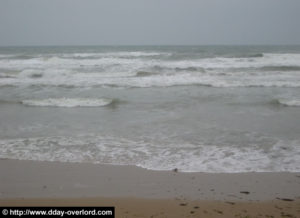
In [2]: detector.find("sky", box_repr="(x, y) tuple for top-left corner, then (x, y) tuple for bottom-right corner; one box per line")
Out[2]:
(0, 0), (300, 46)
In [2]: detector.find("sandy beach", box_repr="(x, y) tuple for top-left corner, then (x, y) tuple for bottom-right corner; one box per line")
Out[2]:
(1, 0), (300, 217)
(1, 159), (299, 217)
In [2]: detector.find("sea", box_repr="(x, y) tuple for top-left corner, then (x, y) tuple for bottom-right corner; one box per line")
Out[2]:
(0, 45), (299, 173)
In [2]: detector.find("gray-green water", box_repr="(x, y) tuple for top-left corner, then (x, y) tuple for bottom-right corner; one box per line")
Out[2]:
(0, 45), (300, 172)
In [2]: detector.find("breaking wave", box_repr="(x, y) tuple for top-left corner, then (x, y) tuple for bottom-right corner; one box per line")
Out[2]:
(272, 99), (300, 107)
(0, 50), (300, 89)
(0, 134), (299, 173)
(21, 98), (117, 107)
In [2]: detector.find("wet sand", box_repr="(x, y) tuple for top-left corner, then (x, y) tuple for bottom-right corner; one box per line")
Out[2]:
(1, 159), (300, 217)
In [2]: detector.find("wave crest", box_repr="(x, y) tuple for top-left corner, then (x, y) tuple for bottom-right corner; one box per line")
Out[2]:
(21, 98), (116, 107)
(275, 99), (300, 107)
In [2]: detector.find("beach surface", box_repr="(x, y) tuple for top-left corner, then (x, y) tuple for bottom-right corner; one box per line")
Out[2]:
(1, 159), (300, 217)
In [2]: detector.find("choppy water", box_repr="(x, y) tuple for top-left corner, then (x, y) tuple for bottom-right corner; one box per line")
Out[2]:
(0, 45), (299, 172)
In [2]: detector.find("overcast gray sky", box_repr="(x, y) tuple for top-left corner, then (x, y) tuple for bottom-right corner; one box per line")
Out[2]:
(0, 0), (300, 46)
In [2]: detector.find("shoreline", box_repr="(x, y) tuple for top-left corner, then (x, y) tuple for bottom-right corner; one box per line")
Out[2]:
(1, 159), (300, 217)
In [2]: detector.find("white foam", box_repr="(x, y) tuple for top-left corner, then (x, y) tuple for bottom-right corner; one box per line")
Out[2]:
(22, 98), (113, 107)
(0, 134), (299, 173)
(1, 52), (300, 89)
(1, 52), (299, 70)
(1, 70), (300, 88)
(278, 99), (300, 107)
(0, 54), (15, 59)
(62, 51), (166, 58)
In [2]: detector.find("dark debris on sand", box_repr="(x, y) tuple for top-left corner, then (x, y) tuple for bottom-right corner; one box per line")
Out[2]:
(240, 191), (250, 195)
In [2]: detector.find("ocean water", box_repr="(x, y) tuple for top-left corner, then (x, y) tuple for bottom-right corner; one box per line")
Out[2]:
(0, 45), (299, 173)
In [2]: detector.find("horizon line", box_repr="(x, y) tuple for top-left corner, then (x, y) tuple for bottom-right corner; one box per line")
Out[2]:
(1, 44), (300, 48)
